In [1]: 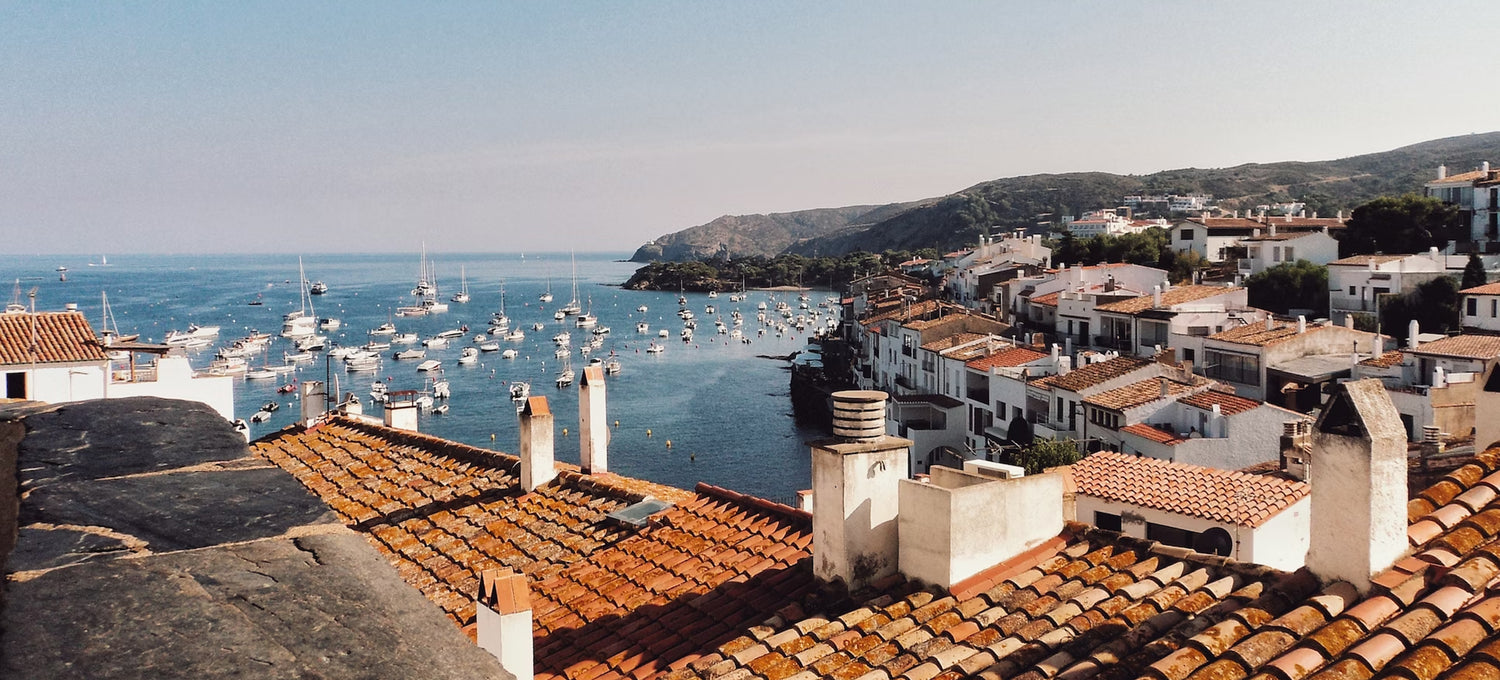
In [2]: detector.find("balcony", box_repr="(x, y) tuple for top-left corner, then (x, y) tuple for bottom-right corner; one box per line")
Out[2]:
(1093, 334), (1133, 351)
(895, 375), (916, 390)
(1237, 258), (1253, 273)
(967, 388), (988, 403)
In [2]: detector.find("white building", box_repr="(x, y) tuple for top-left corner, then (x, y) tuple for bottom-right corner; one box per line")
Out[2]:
(1326, 251), (1448, 326)
(1094, 284), (1257, 357)
(1171, 215), (1346, 263)
(1460, 282), (1500, 333)
(1023, 354), (1174, 441)
(1425, 162), (1500, 249)
(1194, 318), (1381, 408)
(1355, 332), (1500, 442)
(1237, 229), (1340, 277)
(0, 310), (235, 421)
(1070, 451), (1310, 571)
(1116, 390), (1309, 470)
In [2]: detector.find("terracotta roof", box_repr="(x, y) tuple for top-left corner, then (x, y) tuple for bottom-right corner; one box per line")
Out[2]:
(259, 412), (1500, 680)
(1071, 451), (1310, 527)
(1035, 355), (1155, 393)
(1207, 320), (1305, 346)
(1410, 333), (1500, 360)
(1428, 169), (1489, 185)
(1240, 232), (1318, 242)
(1177, 390), (1265, 416)
(861, 299), (952, 325)
(1095, 285), (1239, 315)
(1120, 422), (1187, 445)
(1329, 254), (1412, 266)
(1082, 377), (1202, 411)
(920, 332), (987, 352)
(1461, 283), (1500, 295)
(965, 346), (1049, 371)
(1029, 291), (1060, 308)
(1360, 350), (1406, 368)
(0, 311), (109, 365)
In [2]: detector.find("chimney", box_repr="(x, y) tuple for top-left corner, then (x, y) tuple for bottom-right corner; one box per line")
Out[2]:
(1158, 377), (1170, 399)
(1050, 343), (1060, 362)
(1307, 380), (1409, 592)
(1265, 317), (1275, 331)
(1057, 355), (1072, 375)
(1344, 314), (1355, 330)
(1408, 320), (1420, 350)
(811, 391), (911, 589)
(300, 380), (327, 425)
(1210, 403), (1223, 438)
(384, 390), (420, 432)
(897, 464), (1063, 588)
(1297, 315), (1306, 334)
(1152, 285), (1162, 308)
(1485, 161), (1492, 174)
(475, 569), (533, 680)
(579, 366), (608, 473)
(1269, 223), (1277, 237)
(1280, 420), (1312, 480)
(519, 396), (556, 492)
(1438, 164), (1448, 180)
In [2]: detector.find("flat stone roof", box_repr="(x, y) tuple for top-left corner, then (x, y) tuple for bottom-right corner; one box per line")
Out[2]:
(0, 397), (508, 680)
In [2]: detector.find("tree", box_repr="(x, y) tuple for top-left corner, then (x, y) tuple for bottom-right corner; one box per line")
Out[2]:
(1382, 275), (1462, 343)
(1463, 253), (1488, 291)
(1017, 438), (1083, 476)
(1005, 416), (1033, 449)
(1167, 250), (1210, 284)
(1245, 260), (1329, 316)
(1341, 194), (1461, 256)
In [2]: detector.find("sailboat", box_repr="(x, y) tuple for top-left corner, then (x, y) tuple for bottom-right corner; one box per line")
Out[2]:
(281, 257), (318, 338)
(98, 292), (138, 345)
(560, 252), (581, 315)
(450, 265), (471, 303)
(88, 254), (111, 267)
(489, 280), (511, 330)
(539, 275), (553, 303)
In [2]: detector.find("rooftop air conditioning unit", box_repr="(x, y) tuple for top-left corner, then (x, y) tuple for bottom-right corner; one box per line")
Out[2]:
(962, 459), (1025, 480)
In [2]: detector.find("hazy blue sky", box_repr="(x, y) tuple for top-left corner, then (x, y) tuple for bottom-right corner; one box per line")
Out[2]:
(4, 2), (1498, 254)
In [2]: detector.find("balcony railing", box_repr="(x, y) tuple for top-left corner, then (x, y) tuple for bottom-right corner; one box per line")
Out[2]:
(1093, 334), (1133, 351)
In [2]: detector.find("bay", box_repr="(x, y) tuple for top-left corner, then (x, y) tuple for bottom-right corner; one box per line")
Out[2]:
(3, 252), (830, 502)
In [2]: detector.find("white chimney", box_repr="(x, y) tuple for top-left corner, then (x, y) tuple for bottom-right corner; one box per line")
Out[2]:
(1485, 161), (1492, 174)
(897, 465), (1062, 588)
(1211, 404), (1223, 438)
(812, 391), (911, 589)
(1345, 314), (1355, 330)
(579, 366), (608, 473)
(1338, 210), (1345, 221)
(1438, 164), (1448, 180)
(1408, 320), (1420, 350)
(476, 569), (533, 680)
(1269, 224), (1277, 237)
(384, 390), (420, 432)
(518, 396), (556, 492)
(1297, 315), (1306, 334)
(1058, 356), (1072, 375)
(1152, 285), (1162, 308)
(1051, 343), (1060, 362)
(1158, 377), (1170, 399)
(300, 380), (327, 425)
(1435, 366), (1447, 389)
(1265, 317), (1275, 331)
(1307, 380), (1409, 592)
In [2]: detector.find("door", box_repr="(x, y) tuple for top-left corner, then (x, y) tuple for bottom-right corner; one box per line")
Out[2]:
(5, 372), (26, 399)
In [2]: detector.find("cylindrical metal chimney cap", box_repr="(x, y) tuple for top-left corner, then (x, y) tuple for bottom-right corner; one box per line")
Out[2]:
(832, 390), (888, 441)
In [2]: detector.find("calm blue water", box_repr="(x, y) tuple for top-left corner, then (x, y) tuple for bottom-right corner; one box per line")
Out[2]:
(2, 252), (830, 501)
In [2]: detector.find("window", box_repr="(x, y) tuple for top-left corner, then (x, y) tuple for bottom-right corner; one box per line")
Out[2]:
(1349, 285), (1356, 296)
(1139, 321), (1169, 347)
(1272, 246), (1281, 261)
(1469, 298), (1479, 316)
(1285, 246), (1294, 261)
(996, 400), (1007, 420)
(1248, 247), (1260, 259)
(1089, 408), (1120, 430)
(1056, 397), (1064, 423)
(4, 372), (24, 399)
(1146, 522), (1198, 550)
(1183, 348), (1196, 363)
(1095, 512), (1122, 532)
(1205, 350), (1260, 386)
(1179, 229), (1194, 240)
(1493, 299), (1496, 319)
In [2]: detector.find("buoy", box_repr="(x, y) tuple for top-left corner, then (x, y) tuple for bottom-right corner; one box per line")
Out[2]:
(646, 429), (652, 437)
(491, 433), (496, 442)
(690, 453), (696, 462)
(665, 440), (672, 448)
(613, 420), (619, 428)
(562, 427), (569, 437)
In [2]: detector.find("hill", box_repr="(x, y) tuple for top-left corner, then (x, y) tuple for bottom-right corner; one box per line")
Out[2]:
(628, 202), (920, 262)
(632, 132), (1500, 261)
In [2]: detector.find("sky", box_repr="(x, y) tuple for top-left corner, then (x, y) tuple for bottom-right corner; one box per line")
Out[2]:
(4, 1), (1500, 255)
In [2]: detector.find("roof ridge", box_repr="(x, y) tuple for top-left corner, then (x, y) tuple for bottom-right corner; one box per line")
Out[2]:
(694, 482), (812, 526)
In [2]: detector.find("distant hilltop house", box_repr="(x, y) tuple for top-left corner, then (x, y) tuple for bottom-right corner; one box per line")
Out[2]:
(1169, 212), (1346, 263)
(1060, 209), (1169, 238)
(1122, 193), (1215, 214)
(0, 308), (234, 420)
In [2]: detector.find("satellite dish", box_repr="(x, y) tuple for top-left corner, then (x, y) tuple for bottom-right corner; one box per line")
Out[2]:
(1193, 527), (1234, 557)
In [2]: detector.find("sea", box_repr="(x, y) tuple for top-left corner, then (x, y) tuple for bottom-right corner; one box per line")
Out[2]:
(3, 252), (832, 502)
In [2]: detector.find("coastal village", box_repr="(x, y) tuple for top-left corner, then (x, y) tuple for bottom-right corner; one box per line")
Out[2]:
(12, 162), (1500, 680)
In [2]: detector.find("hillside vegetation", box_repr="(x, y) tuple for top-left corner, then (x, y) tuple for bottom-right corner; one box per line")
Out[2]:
(633, 132), (1500, 261)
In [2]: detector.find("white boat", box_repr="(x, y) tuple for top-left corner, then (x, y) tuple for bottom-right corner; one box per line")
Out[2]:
(491, 280), (511, 330)
(560, 252), (582, 315)
(345, 355), (380, 372)
(328, 346), (360, 360)
(473, 333), (487, 343)
(637, 305), (648, 313)
(592, 326), (610, 336)
(637, 322), (650, 333)
(282, 257), (319, 337)
(552, 332), (571, 345)
(555, 367), (575, 387)
(98, 292), (139, 345)
(423, 336), (450, 348)
(708, 291), (718, 299)
(284, 351), (314, 364)
(245, 368), (278, 380)
(575, 313), (597, 328)
(251, 410), (273, 423)
(309, 281), (328, 295)
(645, 342), (664, 354)
(295, 335), (326, 352)
(371, 380), (388, 400)
(430, 378), (450, 399)
(658, 329), (669, 338)
(165, 324), (220, 346)
(539, 274), (553, 303)
(421, 298), (449, 314)
(319, 317), (341, 331)
(501, 348), (518, 359)
(504, 329), (525, 341)
(392, 333), (419, 344)
(431, 403), (449, 415)
(394, 348), (426, 360)
(605, 357), (622, 375)
(553, 310), (566, 320)
(88, 254), (111, 267)
(370, 322), (396, 335)
(579, 345), (592, 357)
(363, 339), (392, 351)
(396, 305), (427, 317)
(531, 322), (545, 331)
(450, 266), (471, 303)
(480, 342), (501, 352)
(510, 381), (530, 408)
(416, 359), (442, 372)
(436, 328), (465, 339)
(415, 394), (434, 410)
(458, 347), (478, 364)
(554, 347), (569, 358)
